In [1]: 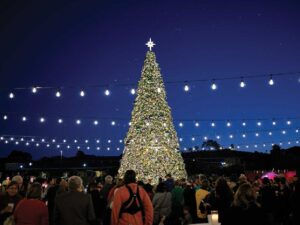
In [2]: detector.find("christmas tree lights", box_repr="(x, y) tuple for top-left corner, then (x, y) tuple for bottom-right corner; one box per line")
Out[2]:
(118, 45), (187, 182)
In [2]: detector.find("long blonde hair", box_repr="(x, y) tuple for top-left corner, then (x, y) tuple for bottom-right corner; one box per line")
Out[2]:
(233, 183), (257, 209)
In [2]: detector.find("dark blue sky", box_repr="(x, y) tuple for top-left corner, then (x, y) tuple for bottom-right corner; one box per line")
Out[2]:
(0, 0), (300, 159)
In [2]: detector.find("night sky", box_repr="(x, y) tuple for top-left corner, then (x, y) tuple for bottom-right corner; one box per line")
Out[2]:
(1, 0), (300, 159)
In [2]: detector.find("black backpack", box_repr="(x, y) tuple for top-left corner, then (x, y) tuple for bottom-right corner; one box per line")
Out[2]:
(119, 185), (145, 218)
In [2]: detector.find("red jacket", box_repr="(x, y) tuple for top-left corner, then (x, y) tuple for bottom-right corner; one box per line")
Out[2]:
(14, 199), (48, 225)
(111, 183), (153, 225)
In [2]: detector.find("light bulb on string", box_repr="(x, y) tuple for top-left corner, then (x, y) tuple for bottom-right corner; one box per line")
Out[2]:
(211, 121), (216, 127)
(55, 90), (61, 98)
(40, 117), (45, 123)
(282, 130), (286, 134)
(184, 83), (190, 92)
(104, 89), (110, 96)
(268, 75), (274, 86)
(242, 122), (246, 126)
(93, 120), (98, 125)
(80, 90), (85, 97)
(76, 119), (81, 125)
(296, 129), (299, 133)
(179, 122), (183, 127)
(240, 78), (246, 88)
(9, 92), (14, 99)
(195, 122), (199, 127)
(229, 134), (234, 139)
(286, 120), (291, 125)
(22, 116), (27, 122)
(3, 115), (8, 120)
(130, 88), (136, 95)
(32, 87), (38, 93)
(111, 121), (116, 126)
(255, 133), (259, 137)
(272, 120), (277, 126)
(96, 139), (100, 143)
(211, 80), (217, 90)
(58, 118), (63, 124)
(257, 121), (262, 126)
(268, 132), (272, 136)
(226, 121), (231, 127)
(97, 147), (100, 150)
(242, 134), (246, 138)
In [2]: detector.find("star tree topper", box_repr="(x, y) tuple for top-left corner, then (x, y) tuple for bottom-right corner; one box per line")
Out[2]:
(146, 38), (155, 51)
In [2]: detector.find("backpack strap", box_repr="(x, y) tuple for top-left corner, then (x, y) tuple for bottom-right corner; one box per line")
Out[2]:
(136, 186), (145, 220)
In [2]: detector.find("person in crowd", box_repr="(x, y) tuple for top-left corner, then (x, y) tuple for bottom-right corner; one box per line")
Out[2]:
(183, 180), (197, 222)
(208, 177), (233, 223)
(164, 174), (174, 192)
(152, 182), (172, 225)
(54, 176), (96, 225)
(233, 173), (248, 193)
(222, 183), (268, 225)
(144, 178), (154, 200)
(194, 174), (207, 191)
(14, 182), (48, 225)
(100, 175), (114, 225)
(12, 175), (26, 197)
(195, 178), (210, 223)
(87, 182), (102, 224)
(169, 180), (185, 225)
(274, 177), (291, 225)
(181, 206), (193, 225)
(44, 177), (61, 225)
(260, 177), (276, 225)
(291, 181), (300, 225)
(0, 181), (23, 224)
(111, 170), (153, 225)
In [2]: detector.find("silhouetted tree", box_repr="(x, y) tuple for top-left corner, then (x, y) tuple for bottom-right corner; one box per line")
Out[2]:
(7, 150), (32, 162)
(201, 140), (221, 150)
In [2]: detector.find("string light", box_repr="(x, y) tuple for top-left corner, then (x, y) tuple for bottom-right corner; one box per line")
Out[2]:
(211, 80), (217, 90)
(184, 83), (190, 92)
(3, 115), (8, 120)
(9, 92), (14, 99)
(40, 117), (45, 123)
(111, 121), (116, 126)
(58, 118), (63, 124)
(130, 88), (136, 95)
(282, 130), (286, 134)
(242, 122), (246, 126)
(179, 122), (183, 127)
(32, 87), (38, 93)
(93, 120), (99, 125)
(287, 120), (291, 125)
(211, 122), (216, 127)
(226, 121), (231, 127)
(195, 122), (199, 127)
(268, 75), (274, 86)
(157, 87), (161, 93)
(257, 121), (262, 126)
(240, 78), (246, 88)
(76, 119), (81, 125)
(55, 90), (61, 98)
(22, 116), (27, 122)
(104, 89), (110, 96)
(80, 90), (85, 97)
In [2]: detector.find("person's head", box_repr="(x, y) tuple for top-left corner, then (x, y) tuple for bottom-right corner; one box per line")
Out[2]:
(88, 182), (98, 193)
(68, 176), (83, 192)
(27, 183), (42, 199)
(6, 181), (19, 197)
(233, 183), (256, 209)
(12, 175), (23, 188)
(262, 177), (270, 186)
(156, 182), (167, 193)
(238, 174), (247, 184)
(105, 175), (113, 185)
(124, 170), (136, 184)
(215, 177), (233, 198)
(201, 179), (210, 191)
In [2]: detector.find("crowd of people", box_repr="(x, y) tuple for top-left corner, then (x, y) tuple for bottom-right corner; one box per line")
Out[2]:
(0, 170), (299, 225)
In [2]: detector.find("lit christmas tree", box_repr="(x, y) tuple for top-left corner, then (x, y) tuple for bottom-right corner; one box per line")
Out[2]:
(118, 39), (187, 182)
